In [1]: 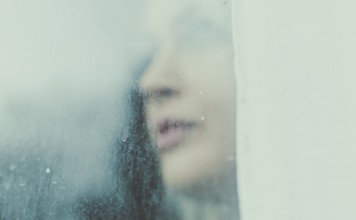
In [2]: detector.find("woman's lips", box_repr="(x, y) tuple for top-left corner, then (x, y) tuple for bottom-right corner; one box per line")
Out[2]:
(155, 119), (194, 150)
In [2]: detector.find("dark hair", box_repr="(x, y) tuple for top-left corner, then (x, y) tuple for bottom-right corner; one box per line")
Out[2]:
(76, 86), (180, 220)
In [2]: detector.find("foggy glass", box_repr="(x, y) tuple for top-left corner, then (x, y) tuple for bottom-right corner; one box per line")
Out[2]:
(0, 0), (239, 220)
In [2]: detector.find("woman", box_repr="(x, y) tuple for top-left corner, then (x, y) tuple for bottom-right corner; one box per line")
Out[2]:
(78, 0), (239, 216)
(139, 0), (239, 219)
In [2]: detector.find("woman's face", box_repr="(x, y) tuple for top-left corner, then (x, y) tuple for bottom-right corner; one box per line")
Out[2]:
(139, 0), (236, 190)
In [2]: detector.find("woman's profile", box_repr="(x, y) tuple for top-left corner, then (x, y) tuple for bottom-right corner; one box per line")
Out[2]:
(138, 0), (239, 219)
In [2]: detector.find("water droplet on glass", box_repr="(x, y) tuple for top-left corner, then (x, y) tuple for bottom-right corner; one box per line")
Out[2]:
(201, 116), (205, 121)
(9, 165), (16, 171)
(46, 168), (50, 173)
(227, 155), (235, 161)
(122, 126), (129, 142)
(3, 182), (11, 190)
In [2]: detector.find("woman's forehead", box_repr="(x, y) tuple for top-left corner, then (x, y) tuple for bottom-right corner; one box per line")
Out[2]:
(144, 0), (230, 37)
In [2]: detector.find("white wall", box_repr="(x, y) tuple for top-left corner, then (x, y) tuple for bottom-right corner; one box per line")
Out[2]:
(232, 0), (356, 219)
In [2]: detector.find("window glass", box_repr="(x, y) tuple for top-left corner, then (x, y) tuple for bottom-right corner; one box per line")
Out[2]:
(0, 0), (239, 219)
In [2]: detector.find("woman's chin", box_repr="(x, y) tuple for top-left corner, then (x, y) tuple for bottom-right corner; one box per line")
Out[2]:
(160, 141), (235, 192)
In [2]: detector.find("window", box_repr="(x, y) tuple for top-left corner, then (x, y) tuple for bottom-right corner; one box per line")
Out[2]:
(0, 0), (239, 219)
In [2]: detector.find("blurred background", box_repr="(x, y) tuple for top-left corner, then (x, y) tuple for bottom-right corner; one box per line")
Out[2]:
(232, 0), (356, 219)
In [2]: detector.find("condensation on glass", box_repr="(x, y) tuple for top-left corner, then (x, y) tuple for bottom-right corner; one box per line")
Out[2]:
(0, 0), (239, 219)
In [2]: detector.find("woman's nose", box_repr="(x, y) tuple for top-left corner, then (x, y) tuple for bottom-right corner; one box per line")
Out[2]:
(139, 45), (182, 100)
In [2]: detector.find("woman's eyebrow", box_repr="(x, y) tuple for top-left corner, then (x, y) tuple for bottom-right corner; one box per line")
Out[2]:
(177, 19), (230, 45)
(171, 5), (227, 35)
(176, 15), (229, 41)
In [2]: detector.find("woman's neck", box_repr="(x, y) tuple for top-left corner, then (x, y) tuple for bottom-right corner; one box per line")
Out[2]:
(168, 172), (239, 220)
